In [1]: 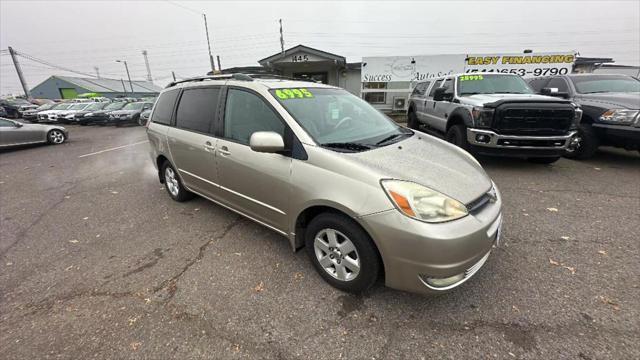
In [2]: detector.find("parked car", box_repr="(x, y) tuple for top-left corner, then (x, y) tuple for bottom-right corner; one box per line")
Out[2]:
(147, 74), (502, 295)
(107, 101), (153, 126)
(0, 117), (68, 148)
(407, 73), (582, 164)
(139, 109), (152, 126)
(80, 101), (129, 125)
(21, 103), (57, 121)
(65, 102), (110, 124)
(57, 102), (96, 123)
(527, 74), (640, 158)
(0, 98), (38, 118)
(0, 107), (7, 118)
(36, 103), (75, 123)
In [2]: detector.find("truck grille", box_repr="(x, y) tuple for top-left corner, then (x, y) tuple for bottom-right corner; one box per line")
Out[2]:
(494, 104), (574, 136)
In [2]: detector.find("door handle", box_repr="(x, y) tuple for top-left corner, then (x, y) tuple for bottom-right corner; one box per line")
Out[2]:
(218, 145), (231, 156)
(203, 141), (215, 152)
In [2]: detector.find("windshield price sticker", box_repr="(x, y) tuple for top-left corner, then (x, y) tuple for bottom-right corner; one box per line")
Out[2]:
(275, 88), (314, 99)
(459, 75), (484, 81)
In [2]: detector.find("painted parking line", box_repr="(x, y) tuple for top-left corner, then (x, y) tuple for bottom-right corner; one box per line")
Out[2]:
(78, 140), (149, 158)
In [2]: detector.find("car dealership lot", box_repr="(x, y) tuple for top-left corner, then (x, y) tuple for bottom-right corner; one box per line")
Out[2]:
(0, 125), (638, 359)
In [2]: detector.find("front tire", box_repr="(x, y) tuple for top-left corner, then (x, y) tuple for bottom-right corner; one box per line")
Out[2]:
(528, 157), (560, 164)
(565, 124), (599, 160)
(305, 213), (380, 294)
(47, 129), (66, 144)
(407, 110), (419, 129)
(161, 161), (193, 202)
(446, 124), (470, 151)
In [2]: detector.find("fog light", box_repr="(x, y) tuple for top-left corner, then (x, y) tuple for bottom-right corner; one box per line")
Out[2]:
(423, 273), (465, 289)
(475, 134), (490, 143)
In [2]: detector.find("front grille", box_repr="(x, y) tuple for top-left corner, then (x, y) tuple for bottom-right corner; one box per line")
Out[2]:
(494, 103), (574, 136)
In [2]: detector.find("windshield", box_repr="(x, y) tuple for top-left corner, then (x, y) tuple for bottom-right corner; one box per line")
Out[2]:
(36, 103), (55, 110)
(86, 102), (107, 110)
(70, 103), (89, 110)
(122, 102), (146, 110)
(54, 104), (72, 110)
(104, 102), (126, 110)
(570, 75), (640, 94)
(457, 74), (534, 95)
(270, 88), (410, 150)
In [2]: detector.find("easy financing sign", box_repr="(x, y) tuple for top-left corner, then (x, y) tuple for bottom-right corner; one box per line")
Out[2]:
(361, 52), (576, 82)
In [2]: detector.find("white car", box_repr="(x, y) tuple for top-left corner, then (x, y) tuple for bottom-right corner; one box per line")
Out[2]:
(36, 103), (74, 123)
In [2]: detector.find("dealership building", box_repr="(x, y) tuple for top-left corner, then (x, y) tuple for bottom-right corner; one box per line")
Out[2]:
(30, 75), (162, 99)
(232, 44), (633, 114)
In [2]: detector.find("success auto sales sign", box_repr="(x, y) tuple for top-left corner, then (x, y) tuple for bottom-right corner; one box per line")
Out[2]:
(464, 52), (576, 78)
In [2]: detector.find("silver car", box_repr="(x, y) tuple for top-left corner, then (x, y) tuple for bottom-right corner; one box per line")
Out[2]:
(147, 74), (502, 295)
(0, 118), (68, 148)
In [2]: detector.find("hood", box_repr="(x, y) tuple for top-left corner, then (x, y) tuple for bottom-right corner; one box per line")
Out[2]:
(346, 134), (492, 204)
(460, 93), (567, 107)
(576, 92), (640, 110)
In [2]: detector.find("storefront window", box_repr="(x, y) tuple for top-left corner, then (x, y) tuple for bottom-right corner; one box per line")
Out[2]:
(363, 82), (387, 104)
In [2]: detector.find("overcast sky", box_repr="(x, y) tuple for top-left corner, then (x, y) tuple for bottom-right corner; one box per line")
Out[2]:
(1, 0), (639, 96)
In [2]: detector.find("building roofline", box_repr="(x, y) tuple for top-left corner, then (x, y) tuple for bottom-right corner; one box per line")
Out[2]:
(258, 44), (346, 65)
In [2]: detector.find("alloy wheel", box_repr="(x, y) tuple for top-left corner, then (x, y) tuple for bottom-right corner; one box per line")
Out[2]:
(164, 167), (180, 197)
(49, 130), (65, 144)
(313, 228), (360, 281)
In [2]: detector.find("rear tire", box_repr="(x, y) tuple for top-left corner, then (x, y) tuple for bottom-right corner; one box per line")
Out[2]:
(528, 157), (560, 164)
(565, 124), (599, 160)
(161, 161), (193, 202)
(305, 213), (380, 294)
(446, 124), (470, 151)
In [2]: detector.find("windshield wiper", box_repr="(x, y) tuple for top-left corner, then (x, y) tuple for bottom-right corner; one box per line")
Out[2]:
(375, 133), (407, 145)
(321, 142), (372, 151)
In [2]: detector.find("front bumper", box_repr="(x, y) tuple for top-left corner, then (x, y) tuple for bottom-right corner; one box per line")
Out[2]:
(593, 123), (640, 150)
(467, 128), (575, 157)
(359, 186), (502, 295)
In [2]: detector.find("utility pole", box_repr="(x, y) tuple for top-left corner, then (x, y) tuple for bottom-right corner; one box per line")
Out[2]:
(279, 19), (285, 58)
(8, 46), (31, 99)
(171, 71), (176, 82)
(216, 56), (222, 72)
(203, 14), (216, 73)
(116, 60), (134, 94)
(142, 50), (153, 82)
(94, 67), (100, 79)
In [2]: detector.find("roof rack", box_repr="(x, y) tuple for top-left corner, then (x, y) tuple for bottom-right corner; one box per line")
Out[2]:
(165, 73), (316, 88)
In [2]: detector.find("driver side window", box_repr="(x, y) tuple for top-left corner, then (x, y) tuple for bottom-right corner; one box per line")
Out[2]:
(223, 89), (285, 145)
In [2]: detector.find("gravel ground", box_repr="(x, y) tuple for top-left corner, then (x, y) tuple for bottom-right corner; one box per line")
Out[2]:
(1, 125), (638, 359)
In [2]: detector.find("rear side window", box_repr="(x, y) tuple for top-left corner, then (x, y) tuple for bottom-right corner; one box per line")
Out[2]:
(175, 88), (220, 134)
(223, 89), (284, 145)
(151, 89), (180, 125)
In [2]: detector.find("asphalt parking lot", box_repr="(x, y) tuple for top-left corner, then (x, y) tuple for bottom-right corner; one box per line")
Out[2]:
(1, 125), (638, 359)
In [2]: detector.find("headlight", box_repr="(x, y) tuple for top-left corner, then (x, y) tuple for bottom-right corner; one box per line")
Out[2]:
(65, 114), (74, 119)
(599, 109), (638, 125)
(381, 180), (468, 223)
(471, 107), (494, 128)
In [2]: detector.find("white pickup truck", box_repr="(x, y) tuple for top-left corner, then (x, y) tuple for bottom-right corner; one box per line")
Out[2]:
(407, 73), (582, 163)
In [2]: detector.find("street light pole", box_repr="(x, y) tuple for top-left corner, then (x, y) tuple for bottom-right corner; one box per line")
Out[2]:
(203, 14), (216, 74)
(116, 60), (134, 95)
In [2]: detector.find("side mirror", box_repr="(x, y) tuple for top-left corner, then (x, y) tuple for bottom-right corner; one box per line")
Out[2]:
(541, 87), (569, 98)
(249, 131), (285, 153)
(433, 87), (449, 101)
(14, 122), (23, 128)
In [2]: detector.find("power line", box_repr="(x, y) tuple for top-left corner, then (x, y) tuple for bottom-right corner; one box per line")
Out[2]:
(15, 49), (97, 78)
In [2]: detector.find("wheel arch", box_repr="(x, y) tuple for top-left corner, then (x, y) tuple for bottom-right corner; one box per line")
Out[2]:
(293, 203), (386, 279)
(156, 154), (170, 183)
(446, 107), (473, 132)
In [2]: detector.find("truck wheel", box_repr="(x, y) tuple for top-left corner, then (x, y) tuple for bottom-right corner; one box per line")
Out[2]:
(446, 124), (470, 151)
(565, 124), (599, 160)
(407, 110), (419, 129)
(528, 157), (560, 164)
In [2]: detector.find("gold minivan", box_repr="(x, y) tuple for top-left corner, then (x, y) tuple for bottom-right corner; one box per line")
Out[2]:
(147, 74), (502, 295)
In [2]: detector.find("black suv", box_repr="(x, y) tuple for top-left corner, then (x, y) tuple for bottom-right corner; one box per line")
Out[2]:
(527, 74), (640, 158)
